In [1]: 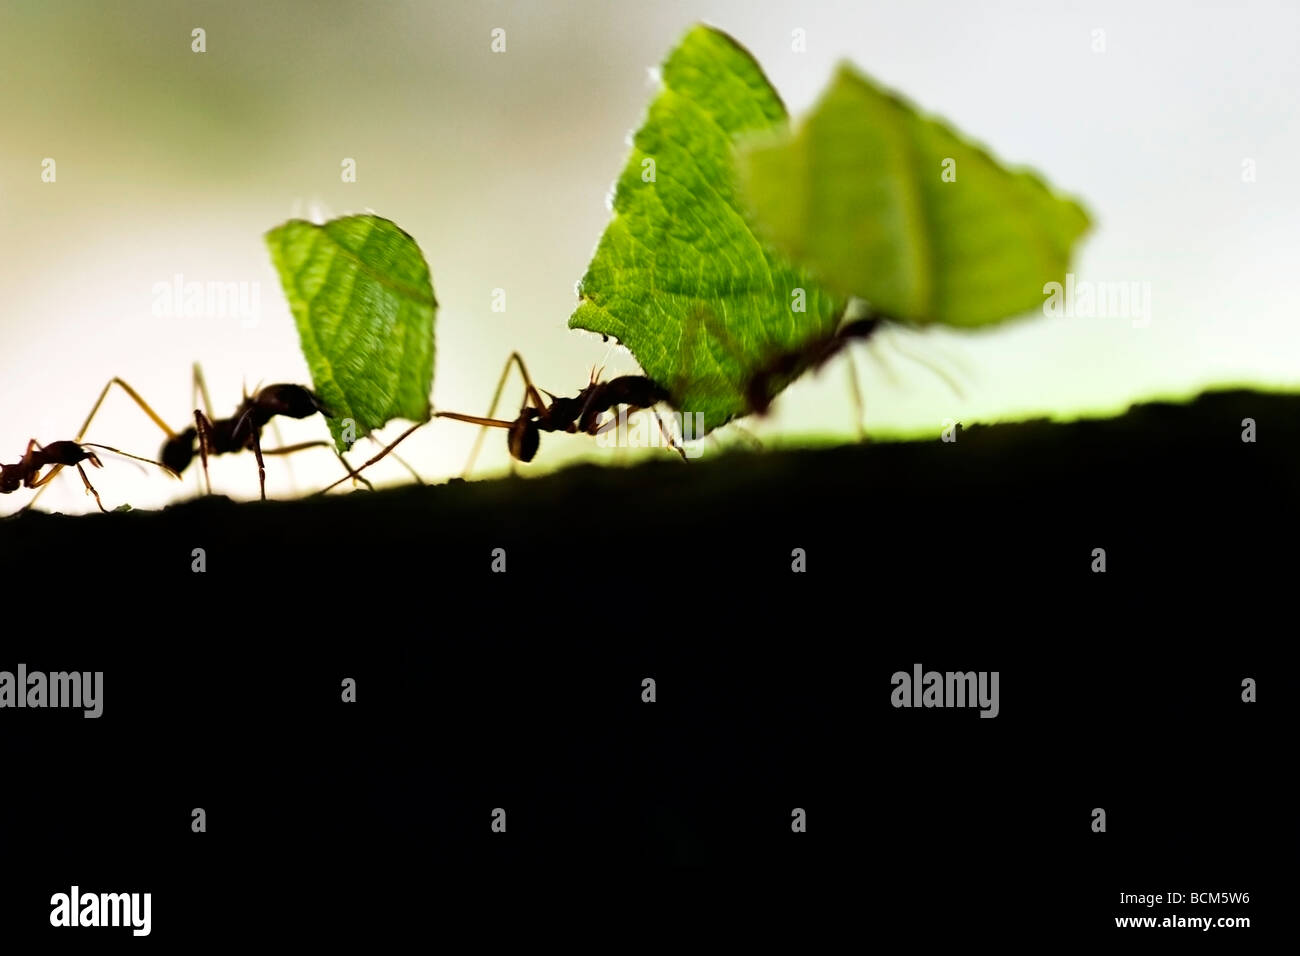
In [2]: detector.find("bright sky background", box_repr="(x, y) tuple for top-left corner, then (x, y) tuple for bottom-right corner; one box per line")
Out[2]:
(2, 0), (1297, 513)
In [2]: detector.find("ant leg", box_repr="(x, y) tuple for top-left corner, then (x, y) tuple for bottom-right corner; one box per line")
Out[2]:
(187, 361), (219, 493)
(651, 408), (687, 461)
(866, 337), (902, 388)
(24, 445), (106, 513)
(28, 377), (177, 511)
(248, 424), (268, 501)
(22, 441), (176, 514)
(74, 463), (106, 513)
(846, 354), (867, 441)
(16, 440), (55, 512)
(437, 412), (516, 428)
(592, 407), (687, 461)
(30, 459), (106, 512)
(261, 440), (331, 456)
(347, 436), (424, 486)
(258, 438), (376, 492)
(461, 351), (547, 477)
(334, 450), (377, 491)
(259, 439), (333, 458)
(378, 447), (423, 485)
(728, 423), (764, 450)
(194, 410), (215, 496)
(886, 332), (968, 399)
(76, 377), (178, 443)
(312, 420), (430, 496)
(259, 411), (382, 494)
(505, 351), (549, 412)
(267, 419), (297, 491)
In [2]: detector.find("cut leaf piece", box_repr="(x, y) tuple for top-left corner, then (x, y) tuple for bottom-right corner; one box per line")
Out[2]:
(569, 25), (845, 435)
(740, 65), (1092, 328)
(266, 214), (436, 451)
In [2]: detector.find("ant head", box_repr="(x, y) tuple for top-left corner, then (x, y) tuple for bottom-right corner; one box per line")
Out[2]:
(161, 428), (197, 475)
(508, 417), (540, 463)
(0, 464), (20, 494)
(256, 384), (331, 420)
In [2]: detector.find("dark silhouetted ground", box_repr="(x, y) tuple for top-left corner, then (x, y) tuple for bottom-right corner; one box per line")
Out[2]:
(0, 387), (1292, 942)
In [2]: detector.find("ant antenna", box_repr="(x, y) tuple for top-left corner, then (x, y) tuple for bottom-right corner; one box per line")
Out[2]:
(81, 443), (182, 480)
(864, 338), (902, 388)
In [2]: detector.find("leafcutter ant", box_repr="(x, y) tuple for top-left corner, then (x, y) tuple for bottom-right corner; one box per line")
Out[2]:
(313, 352), (683, 494)
(29, 363), (377, 508)
(687, 302), (966, 437)
(325, 302), (964, 491)
(1, 438), (178, 513)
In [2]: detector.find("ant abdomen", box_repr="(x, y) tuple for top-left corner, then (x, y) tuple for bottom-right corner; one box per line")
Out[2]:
(161, 427), (198, 476)
(509, 418), (540, 462)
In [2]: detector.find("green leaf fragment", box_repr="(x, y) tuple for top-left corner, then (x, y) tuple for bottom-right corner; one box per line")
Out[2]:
(740, 65), (1092, 328)
(569, 25), (845, 435)
(266, 215), (436, 452)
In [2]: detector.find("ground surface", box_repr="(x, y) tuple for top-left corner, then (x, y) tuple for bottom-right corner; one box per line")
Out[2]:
(3, 387), (1296, 584)
(0, 388), (1292, 940)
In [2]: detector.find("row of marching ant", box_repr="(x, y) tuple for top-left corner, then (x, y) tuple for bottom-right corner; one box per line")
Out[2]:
(3, 307), (910, 513)
(0, 353), (683, 514)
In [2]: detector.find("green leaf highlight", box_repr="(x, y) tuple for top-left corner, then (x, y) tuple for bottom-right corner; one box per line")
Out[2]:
(740, 65), (1092, 327)
(569, 25), (845, 435)
(266, 215), (436, 451)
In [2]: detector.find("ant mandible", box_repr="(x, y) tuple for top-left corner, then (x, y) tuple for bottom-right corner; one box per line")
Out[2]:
(2, 437), (178, 513)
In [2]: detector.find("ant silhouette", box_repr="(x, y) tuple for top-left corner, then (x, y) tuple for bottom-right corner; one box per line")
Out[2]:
(2, 437), (178, 513)
(687, 302), (966, 437)
(325, 302), (966, 492)
(440, 353), (678, 466)
(28, 364), (378, 509)
(314, 352), (682, 494)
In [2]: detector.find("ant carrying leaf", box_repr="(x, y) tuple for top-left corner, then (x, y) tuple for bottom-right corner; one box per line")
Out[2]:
(569, 26), (1089, 445)
(313, 352), (684, 495)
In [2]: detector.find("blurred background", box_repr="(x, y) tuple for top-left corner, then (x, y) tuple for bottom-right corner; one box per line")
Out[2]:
(1, 0), (1296, 512)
